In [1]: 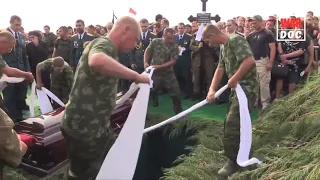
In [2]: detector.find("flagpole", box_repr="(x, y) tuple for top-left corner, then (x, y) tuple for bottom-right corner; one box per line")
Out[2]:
(112, 10), (115, 24)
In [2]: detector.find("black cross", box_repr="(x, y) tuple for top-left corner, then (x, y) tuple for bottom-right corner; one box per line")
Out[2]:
(201, 0), (208, 12)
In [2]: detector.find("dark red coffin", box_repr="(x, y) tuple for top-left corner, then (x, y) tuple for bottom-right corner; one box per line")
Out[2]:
(14, 93), (133, 177)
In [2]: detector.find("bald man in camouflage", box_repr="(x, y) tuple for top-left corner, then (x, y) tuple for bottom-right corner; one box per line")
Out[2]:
(60, 16), (150, 180)
(0, 30), (32, 178)
(203, 24), (259, 179)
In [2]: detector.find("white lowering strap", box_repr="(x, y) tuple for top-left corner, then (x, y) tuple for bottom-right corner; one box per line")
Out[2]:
(29, 81), (65, 117)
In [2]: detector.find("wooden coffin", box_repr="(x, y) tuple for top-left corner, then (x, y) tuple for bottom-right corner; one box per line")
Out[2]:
(14, 93), (133, 177)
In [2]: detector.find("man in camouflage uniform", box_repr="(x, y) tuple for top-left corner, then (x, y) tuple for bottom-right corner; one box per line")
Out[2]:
(190, 37), (219, 101)
(60, 16), (150, 180)
(0, 30), (32, 178)
(35, 57), (73, 108)
(202, 25), (259, 179)
(144, 28), (183, 114)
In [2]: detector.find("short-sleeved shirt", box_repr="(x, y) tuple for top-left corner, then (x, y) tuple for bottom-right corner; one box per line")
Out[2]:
(61, 37), (119, 140)
(0, 55), (7, 78)
(246, 28), (275, 60)
(148, 38), (179, 73)
(38, 58), (73, 86)
(219, 34), (259, 95)
(280, 41), (306, 65)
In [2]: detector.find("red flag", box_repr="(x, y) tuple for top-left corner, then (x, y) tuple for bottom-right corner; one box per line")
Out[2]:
(129, 8), (137, 15)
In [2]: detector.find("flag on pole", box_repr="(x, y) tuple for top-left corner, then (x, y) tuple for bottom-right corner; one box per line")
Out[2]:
(129, 8), (137, 16)
(112, 10), (117, 24)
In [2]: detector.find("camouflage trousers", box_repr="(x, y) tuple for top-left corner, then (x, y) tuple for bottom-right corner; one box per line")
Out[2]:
(61, 130), (115, 180)
(51, 84), (70, 108)
(152, 71), (182, 114)
(223, 92), (257, 162)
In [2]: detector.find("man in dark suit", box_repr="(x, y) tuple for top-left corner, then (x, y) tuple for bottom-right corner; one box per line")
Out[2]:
(173, 23), (193, 99)
(2, 15), (31, 122)
(131, 18), (157, 74)
(119, 52), (132, 93)
(70, 19), (95, 71)
(131, 18), (158, 105)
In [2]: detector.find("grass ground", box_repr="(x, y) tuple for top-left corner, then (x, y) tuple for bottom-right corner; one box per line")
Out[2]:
(5, 76), (320, 179)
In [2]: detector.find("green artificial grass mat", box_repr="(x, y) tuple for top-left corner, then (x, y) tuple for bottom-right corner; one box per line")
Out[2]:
(148, 94), (259, 122)
(25, 89), (259, 121)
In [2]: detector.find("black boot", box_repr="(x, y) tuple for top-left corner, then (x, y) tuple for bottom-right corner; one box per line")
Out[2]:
(171, 96), (182, 114)
(217, 159), (239, 179)
(152, 94), (159, 107)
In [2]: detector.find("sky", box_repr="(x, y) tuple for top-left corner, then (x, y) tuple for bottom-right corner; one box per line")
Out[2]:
(0, 0), (319, 32)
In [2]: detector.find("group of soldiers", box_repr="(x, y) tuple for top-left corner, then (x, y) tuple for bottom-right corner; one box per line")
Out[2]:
(57, 16), (259, 180)
(0, 13), (255, 180)
(117, 16), (226, 112)
(1, 11), (319, 180)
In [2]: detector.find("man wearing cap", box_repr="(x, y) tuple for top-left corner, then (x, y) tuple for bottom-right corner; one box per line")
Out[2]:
(36, 57), (73, 108)
(247, 15), (276, 109)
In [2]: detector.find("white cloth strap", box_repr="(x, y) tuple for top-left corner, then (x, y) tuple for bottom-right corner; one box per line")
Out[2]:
(234, 84), (262, 167)
(146, 84), (262, 167)
(0, 74), (24, 91)
(97, 79), (261, 179)
(195, 23), (205, 41)
(96, 67), (154, 180)
(144, 85), (228, 133)
(29, 81), (65, 117)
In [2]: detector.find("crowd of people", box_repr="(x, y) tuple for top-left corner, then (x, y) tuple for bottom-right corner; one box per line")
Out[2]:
(0, 10), (319, 180)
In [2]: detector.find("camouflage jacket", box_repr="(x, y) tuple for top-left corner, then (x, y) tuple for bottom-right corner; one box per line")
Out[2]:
(218, 34), (259, 95)
(61, 37), (118, 140)
(0, 55), (7, 78)
(38, 58), (73, 87)
(148, 38), (179, 73)
(0, 109), (24, 168)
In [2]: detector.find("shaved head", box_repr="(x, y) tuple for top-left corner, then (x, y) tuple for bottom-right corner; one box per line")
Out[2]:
(112, 16), (141, 32)
(52, 57), (65, 67)
(202, 24), (222, 40)
(163, 28), (175, 35)
(0, 29), (15, 54)
(0, 30), (15, 42)
(52, 56), (65, 73)
(106, 22), (113, 30)
(108, 16), (141, 53)
(202, 24), (227, 47)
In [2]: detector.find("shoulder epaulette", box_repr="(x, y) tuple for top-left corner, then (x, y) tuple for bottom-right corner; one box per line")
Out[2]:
(235, 32), (244, 37)
(87, 33), (94, 36)
(186, 33), (192, 37)
(71, 34), (77, 37)
(150, 32), (157, 36)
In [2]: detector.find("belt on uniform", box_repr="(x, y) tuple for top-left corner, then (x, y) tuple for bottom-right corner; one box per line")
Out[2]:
(256, 57), (268, 60)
